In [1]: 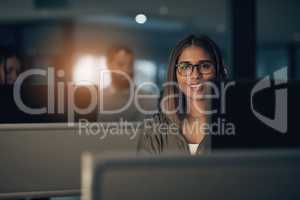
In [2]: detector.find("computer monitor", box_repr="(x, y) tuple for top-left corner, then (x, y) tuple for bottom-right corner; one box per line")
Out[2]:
(0, 122), (140, 199)
(212, 80), (299, 149)
(82, 150), (300, 200)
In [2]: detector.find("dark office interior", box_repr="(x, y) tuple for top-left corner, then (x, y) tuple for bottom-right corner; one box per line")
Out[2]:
(0, 0), (299, 200)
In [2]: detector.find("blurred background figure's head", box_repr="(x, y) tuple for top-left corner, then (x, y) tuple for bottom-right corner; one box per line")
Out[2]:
(0, 50), (5, 84)
(106, 45), (134, 90)
(5, 51), (21, 85)
(0, 48), (21, 85)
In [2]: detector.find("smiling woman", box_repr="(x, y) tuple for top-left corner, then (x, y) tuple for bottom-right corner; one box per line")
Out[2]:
(137, 35), (227, 156)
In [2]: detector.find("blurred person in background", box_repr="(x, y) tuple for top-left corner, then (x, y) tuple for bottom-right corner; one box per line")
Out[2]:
(5, 49), (21, 84)
(106, 45), (134, 93)
(0, 48), (21, 85)
(0, 51), (5, 84)
(98, 45), (158, 122)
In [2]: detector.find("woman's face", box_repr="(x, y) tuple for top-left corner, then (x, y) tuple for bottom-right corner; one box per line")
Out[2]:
(176, 45), (216, 100)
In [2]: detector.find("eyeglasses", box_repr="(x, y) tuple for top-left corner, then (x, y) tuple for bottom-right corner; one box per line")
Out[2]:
(176, 60), (216, 76)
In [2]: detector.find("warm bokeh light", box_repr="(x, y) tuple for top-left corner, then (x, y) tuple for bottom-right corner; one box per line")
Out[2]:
(73, 55), (111, 88)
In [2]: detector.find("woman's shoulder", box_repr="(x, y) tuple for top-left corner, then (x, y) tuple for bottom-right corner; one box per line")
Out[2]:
(142, 112), (179, 133)
(137, 112), (180, 155)
(146, 112), (169, 125)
